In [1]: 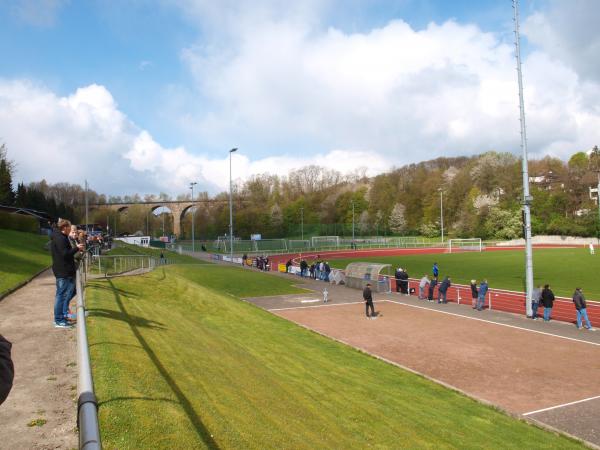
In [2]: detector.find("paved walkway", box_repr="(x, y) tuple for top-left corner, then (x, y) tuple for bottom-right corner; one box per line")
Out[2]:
(0, 269), (77, 450)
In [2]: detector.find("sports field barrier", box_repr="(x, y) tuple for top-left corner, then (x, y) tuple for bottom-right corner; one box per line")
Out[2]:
(76, 253), (102, 449)
(89, 255), (175, 277)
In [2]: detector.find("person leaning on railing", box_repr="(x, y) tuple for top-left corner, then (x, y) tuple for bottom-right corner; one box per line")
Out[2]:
(51, 219), (85, 329)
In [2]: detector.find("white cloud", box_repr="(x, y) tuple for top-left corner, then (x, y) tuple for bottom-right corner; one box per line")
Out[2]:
(10, 0), (68, 27)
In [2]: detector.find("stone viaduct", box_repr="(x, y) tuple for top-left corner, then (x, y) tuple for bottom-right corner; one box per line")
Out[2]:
(89, 199), (230, 237)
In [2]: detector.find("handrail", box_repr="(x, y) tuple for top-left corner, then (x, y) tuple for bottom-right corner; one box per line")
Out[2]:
(76, 253), (102, 449)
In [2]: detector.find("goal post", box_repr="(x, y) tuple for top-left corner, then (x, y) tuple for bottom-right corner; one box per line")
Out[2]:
(448, 238), (483, 253)
(288, 239), (311, 250)
(311, 236), (340, 248)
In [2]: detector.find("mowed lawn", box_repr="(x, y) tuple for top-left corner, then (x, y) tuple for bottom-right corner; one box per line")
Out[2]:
(108, 242), (201, 264)
(0, 229), (51, 295)
(87, 264), (581, 449)
(331, 247), (600, 300)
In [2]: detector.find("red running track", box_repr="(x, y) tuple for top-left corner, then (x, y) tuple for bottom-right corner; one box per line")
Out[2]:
(269, 246), (599, 327)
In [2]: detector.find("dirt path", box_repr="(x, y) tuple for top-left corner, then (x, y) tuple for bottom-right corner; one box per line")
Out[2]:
(0, 269), (78, 450)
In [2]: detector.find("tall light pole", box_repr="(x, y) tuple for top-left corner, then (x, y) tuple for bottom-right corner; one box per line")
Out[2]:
(162, 209), (165, 237)
(85, 180), (89, 234)
(229, 148), (238, 262)
(514, 0), (534, 318)
(300, 207), (304, 240)
(190, 182), (197, 252)
(438, 188), (444, 243)
(351, 200), (355, 243)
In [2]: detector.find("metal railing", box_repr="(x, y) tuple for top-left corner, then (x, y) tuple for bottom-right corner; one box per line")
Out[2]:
(89, 255), (173, 277)
(76, 254), (101, 449)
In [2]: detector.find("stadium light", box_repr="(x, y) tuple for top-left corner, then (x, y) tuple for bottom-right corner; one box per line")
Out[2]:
(300, 207), (304, 240)
(229, 148), (238, 263)
(438, 188), (444, 243)
(351, 199), (355, 244)
(189, 182), (197, 252)
(85, 180), (89, 235)
(513, 0), (534, 318)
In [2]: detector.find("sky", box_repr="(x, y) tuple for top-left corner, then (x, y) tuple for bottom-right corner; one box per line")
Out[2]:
(1, 0), (600, 196)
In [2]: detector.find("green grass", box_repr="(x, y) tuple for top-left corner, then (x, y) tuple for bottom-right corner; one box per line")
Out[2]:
(107, 242), (204, 264)
(331, 248), (600, 300)
(0, 229), (51, 295)
(87, 264), (581, 449)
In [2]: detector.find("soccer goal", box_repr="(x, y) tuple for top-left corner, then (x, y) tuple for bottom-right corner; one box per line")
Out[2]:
(448, 238), (483, 253)
(288, 239), (311, 250)
(311, 236), (340, 248)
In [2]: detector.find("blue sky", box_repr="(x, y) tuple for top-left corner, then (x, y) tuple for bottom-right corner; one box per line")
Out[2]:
(1, 0), (598, 195)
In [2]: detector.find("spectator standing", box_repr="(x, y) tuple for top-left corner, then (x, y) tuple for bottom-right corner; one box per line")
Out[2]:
(589, 243), (595, 255)
(428, 277), (438, 302)
(438, 276), (451, 304)
(470, 280), (478, 309)
(300, 259), (308, 277)
(573, 288), (594, 330)
(432, 262), (439, 278)
(0, 334), (14, 405)
(418, 275), (430, 300)
(309, 263), (315, 279)
(285, 259), (292, 273)
(394, 267), (402, 293)
(399, 268), (409, 295)
(541, 284), (555, 322)
(51, 219), (84, 328)
(531, 285), (542, 320)
(477, 279), (488, 311)
(324, 262), (331, 282)
(242, 253), (248, 266)
(363, 283), (376, 319)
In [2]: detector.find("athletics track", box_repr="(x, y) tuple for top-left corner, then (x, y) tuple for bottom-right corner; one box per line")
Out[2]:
(269, 245), (600, 327)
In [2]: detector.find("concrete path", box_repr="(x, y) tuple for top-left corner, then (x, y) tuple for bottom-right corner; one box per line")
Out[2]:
(0, 269), (78, 450)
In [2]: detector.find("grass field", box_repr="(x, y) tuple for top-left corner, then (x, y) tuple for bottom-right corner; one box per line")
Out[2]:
(107, 242), (201, 264)
(87, 263), (581, 449)
(330, 247), (600, 300)
(0, 229), (51, 295)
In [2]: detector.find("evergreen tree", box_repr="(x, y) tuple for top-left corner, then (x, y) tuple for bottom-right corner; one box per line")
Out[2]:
(0, 145), (15, 205)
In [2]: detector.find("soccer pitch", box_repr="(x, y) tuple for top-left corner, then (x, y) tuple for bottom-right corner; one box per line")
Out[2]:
(330, 247), (599, 300)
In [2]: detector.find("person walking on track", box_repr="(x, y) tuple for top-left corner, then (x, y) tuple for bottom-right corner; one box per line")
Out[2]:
(438, 276), (451, 304)
(573, 287), (594, 330)
(541, 284), (555, 322)
(470, 280), (478, 309)
(363, 283), (376, 319)
(476, 279), (488, 311)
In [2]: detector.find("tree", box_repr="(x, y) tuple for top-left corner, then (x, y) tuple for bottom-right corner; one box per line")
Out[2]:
(0, 145), (15, 205)
(388, 203), (406, 234)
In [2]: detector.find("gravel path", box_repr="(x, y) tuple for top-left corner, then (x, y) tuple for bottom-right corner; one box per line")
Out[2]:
(0, 269), (78, 450)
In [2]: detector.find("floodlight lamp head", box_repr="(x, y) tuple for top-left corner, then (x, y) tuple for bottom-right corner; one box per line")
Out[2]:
(230, 148), (238, 153)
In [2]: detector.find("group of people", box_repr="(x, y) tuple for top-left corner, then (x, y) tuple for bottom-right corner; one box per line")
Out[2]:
(412, 263), (454, 304)
(530, 284), (594, 330)
(242, 254), (270, 271)
(292, 257), (332, 281)
(394, 268), (409, 295)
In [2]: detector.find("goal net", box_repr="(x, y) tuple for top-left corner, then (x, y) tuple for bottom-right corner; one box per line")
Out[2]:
(448, 238), (483, 253)
(311, 236), (340, 248)
(288, 239), (311, 250)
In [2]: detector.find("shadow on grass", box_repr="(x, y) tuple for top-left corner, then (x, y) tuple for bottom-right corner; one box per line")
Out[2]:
(98, 396), (179, 408)
(88, 308), (166, 330)
(105, 279), (220, 449)
(87, 283), (140, 299)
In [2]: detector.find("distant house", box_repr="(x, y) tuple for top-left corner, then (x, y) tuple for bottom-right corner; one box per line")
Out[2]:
(528, 171), (564, 190)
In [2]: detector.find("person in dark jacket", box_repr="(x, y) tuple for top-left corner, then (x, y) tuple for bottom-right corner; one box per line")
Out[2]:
(399, 268), (409, 295)
(541, 284), (555, 322)
(438, 276), (451, 304)
(428, 277), (438, 302)
(470, 280), (478, 309)
(573, 288), (593, 330)
(477, 279), (488, 311)
(363, 283), (376, 318)
(300, 259), (308, 277)
(394, 267), (402, 293)
(324, 262), (331, 282)
(0, 334), (14, 405)
(51, 219), (84, 328)
(531, 285), (542, 320)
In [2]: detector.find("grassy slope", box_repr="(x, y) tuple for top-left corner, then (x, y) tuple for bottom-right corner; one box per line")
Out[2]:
(107, 242), (204, 264)
(0, 229), (51, 295)
(87, 264), (580, 449)
(331, 247), (600, 299)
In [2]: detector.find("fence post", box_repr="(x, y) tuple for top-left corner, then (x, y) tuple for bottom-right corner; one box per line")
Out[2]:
(489, 292), (492, 310)
(457, 287), (460, 305)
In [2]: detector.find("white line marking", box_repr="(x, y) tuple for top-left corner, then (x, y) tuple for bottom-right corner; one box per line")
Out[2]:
(384, 299), (600, 347)
(269, 300), (382, 312)
(300, 299), (320, 304)
(522, 395), (600, 416)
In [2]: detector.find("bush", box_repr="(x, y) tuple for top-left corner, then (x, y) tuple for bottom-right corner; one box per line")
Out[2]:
(0, 211), (39, 233)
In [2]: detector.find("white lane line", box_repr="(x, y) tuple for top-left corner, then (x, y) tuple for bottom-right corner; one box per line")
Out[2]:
(269, 300), (383, 312)
(384, 300), (600, 347)
(522, 395), (600, 416)
(300, 299), (321, 304)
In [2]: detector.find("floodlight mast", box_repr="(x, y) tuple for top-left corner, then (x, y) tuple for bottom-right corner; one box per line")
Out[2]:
(229, 148), (238, 263)
(513, 0), (534, 318)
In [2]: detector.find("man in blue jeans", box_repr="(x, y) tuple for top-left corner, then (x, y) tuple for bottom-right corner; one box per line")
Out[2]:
(476, 279), (489, 311)
(51, 219), (84, 328)
(573, 287), (594, 330)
